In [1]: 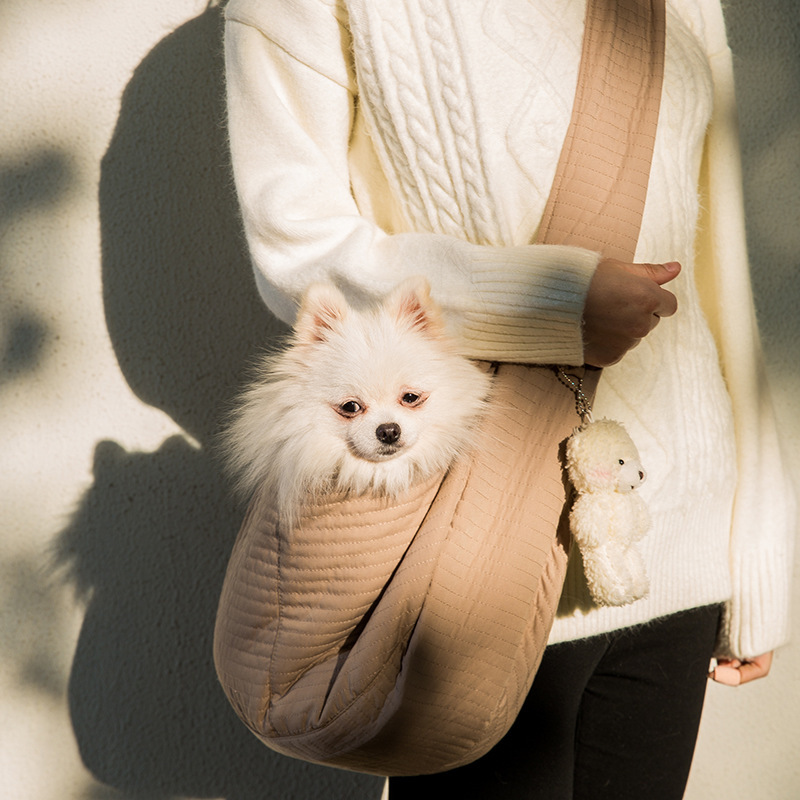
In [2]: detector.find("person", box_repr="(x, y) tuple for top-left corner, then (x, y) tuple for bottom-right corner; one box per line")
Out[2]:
(221, 0), (795, 797)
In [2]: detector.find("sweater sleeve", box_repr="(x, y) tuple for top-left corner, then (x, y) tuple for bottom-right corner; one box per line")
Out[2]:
(695, 0), (796, 658)
(223, 1), (600, 365)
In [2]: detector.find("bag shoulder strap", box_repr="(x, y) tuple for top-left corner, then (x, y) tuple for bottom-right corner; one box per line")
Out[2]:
(536, 0), (666, 262)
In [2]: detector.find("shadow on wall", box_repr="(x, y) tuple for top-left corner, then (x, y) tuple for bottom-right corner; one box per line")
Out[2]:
(0, 149), (72, 386)
(724, 0), (800, 364)
(55, 5), (383, 799)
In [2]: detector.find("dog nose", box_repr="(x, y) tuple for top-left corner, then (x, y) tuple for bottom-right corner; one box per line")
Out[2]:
(376, 422), (401, 445)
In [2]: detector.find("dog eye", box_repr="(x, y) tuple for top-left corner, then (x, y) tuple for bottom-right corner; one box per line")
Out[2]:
(337, 400), (363, 418)
(618, 459), (625, 465)
(400, 392), (425, 407)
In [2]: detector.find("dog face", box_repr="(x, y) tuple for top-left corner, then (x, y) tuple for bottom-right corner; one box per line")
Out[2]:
(332, 386), (430, 462)
(290, 278), (490, 485)
(224, 276), (491, 518)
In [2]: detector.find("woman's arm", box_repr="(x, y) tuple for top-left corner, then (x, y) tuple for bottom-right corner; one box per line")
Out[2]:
(695, 0), (796, 662)
(224, 12), (606, 365)
(225, 1), (684, 369)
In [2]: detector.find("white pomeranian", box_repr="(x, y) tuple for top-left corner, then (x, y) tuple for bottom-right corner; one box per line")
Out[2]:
(222, 277), (492, 526)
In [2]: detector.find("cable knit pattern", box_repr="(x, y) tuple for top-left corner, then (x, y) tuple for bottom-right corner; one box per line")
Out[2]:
(223, 0), (795, 657)
(419, 0), (506, 244)
(347, 1), (504, 245)
(482, 0), (584, 216)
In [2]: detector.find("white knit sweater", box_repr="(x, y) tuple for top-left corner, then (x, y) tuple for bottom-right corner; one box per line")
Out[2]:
(223, 0), (795, 658)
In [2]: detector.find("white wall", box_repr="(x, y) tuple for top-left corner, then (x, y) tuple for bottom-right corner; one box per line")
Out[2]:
(0, 2), (797, 798)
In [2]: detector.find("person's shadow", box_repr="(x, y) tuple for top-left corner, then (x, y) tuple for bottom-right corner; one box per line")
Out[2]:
(55, 5), (384, 798)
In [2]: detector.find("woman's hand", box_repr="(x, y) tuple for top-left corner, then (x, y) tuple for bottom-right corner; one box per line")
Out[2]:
(710, 652), (774, 686)
(582, 258), (681, 367)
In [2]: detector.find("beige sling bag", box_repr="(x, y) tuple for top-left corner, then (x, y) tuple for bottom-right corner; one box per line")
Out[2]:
(214, 0), (666, 777)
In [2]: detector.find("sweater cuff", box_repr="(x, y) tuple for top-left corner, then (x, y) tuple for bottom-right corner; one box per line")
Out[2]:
(457, 245), (600, 365)
(716, 544), (794, 659)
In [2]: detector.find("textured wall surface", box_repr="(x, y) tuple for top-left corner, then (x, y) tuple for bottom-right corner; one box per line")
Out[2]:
(0, 1), (797, 799)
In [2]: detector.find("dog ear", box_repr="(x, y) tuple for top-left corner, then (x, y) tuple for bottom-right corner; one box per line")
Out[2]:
(294, 283), (349, 344)
(386, 277), (447, 339)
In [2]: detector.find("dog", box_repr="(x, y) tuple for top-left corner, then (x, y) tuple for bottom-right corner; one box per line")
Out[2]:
(222, 277), (492, 526)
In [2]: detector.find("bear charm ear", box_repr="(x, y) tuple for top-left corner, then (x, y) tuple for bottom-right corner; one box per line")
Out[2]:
(294, 283), (350, 345)
(386, 277), (448, 340)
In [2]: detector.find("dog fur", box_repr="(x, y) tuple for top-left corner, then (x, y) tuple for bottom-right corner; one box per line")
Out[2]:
(222, 278), (492, 526)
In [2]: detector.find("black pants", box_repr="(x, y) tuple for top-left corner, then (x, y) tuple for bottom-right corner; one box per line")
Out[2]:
(389, 605), (721, 800)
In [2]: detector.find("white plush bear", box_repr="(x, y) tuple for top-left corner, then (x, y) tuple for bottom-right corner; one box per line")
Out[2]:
(565, 418), (650, 607)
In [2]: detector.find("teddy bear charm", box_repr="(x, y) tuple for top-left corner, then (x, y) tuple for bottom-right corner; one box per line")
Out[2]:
(559, 369), (651, 607)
